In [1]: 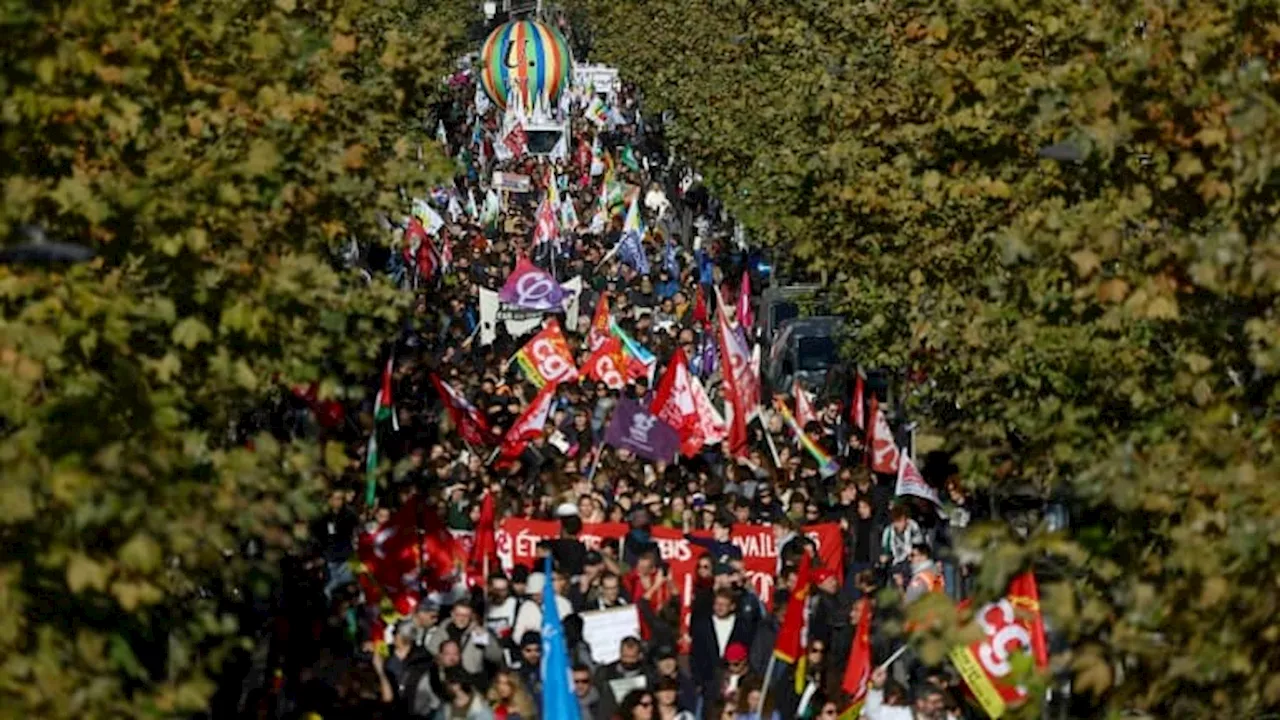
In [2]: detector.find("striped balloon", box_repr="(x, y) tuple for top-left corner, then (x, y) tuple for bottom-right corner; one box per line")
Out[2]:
(479, 19), (572, 113)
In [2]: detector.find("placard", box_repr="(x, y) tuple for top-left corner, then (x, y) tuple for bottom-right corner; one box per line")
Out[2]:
(581, 605), (643, 665)
(492, 171), (532, 193)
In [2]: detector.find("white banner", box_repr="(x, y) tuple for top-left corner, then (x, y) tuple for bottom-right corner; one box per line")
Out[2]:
(478, 277), (582, 345)
(580, 605), (642, 665)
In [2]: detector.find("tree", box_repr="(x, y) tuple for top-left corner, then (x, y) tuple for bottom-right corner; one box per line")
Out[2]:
(574, 0), (1280, 715)
(0, 0), (466, 715)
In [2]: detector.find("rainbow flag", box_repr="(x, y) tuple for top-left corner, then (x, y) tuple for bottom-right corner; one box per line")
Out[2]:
(609, 318), (656, 367)
(773, 397), (839, 477)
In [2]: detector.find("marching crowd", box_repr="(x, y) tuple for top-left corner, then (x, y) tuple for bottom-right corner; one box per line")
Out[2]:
(240, 64), (991, 720)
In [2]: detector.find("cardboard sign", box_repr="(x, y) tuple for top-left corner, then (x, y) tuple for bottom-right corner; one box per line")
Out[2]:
(580, 605), (642, 665)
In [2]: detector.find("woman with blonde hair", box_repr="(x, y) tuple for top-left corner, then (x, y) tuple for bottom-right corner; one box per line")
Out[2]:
(486, 668), (536, 720)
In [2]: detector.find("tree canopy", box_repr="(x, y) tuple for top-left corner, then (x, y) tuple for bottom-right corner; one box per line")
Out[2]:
(575, 0), (1280, 715)
(0, 0), (464, 715)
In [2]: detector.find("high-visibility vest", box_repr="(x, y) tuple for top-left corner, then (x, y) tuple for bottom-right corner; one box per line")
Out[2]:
(912, 569), (945, 594)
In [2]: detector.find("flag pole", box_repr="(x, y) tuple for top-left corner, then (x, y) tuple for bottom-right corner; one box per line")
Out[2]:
(760, 412), (782, 467)
(757, 655), (778, 716)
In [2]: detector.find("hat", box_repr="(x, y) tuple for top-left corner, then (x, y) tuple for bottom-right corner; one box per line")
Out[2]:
(526, 571), (546, 596)
(653, 645), (677, 661)
(724, 642), (749, 663)
(395, 620), (418, 641)
(520, 631), (542, 648)
(813, 568), (838, 585)
(713, 561), (735, 576)
(416, 597), (441, 613)
(555, 502), (580, 518)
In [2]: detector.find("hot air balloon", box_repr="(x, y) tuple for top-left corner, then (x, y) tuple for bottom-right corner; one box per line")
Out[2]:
(479, 19), (572, 113)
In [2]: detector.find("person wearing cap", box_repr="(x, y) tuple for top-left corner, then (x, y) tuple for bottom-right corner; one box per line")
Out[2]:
(690, 588), (756, 703)
(422, 599), (504, 683)
(593, 635), (656, 720)
(409, 597), (441, 648)
(570, 549), (606, 611)
(808, 566), (848, 647)
(511, 569), (574, 645)
(707, 640), (760, 710)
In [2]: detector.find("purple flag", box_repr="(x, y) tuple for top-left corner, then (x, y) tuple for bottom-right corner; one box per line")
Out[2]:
(603, 398), (680, 463)
(498, 257), (570, 311)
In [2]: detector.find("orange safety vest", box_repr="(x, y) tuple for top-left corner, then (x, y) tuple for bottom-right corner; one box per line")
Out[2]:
(911, 568), (946, 594)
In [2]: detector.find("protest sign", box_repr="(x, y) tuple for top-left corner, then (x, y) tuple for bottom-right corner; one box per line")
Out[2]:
(492, 171), (532, 192)
(580, 605), (642, 665)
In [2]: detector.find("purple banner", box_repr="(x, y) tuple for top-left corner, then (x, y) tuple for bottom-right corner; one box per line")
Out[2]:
(498, 257), (569, 311)
(603, 398), (680, 463)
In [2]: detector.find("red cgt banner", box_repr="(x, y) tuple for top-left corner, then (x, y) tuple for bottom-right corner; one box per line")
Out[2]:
(492, 519), (844, 653)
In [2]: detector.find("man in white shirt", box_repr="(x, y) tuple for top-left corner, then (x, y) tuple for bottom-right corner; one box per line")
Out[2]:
(512, 569), (574, 643)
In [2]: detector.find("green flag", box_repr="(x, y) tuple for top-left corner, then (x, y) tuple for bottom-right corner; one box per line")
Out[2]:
(364, 432), (379, 507)
(621, 145), (641, 172)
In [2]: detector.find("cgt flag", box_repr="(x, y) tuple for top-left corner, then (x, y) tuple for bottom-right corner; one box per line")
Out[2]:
(950, 572), (1050, 718)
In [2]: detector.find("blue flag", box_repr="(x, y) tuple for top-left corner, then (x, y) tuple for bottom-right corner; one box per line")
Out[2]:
(618, 228), (650, 275)
(540, 555), (581, 720)
(662, 236), (680, 277)
(696, 249), (714, 286)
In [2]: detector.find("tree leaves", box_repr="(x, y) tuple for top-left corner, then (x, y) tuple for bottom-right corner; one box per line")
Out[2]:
(0, 0), (467, 714)
(575, 0), (1280, 713)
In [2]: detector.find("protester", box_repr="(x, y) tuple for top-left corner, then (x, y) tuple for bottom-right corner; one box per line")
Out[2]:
(241, 39), (1025, 720)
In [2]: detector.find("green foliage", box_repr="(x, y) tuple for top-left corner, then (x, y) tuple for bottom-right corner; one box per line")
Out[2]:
(576, 0), (1280, 715)
(0, 0), (465, 715)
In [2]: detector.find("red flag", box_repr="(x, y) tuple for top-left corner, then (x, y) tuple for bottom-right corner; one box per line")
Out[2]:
(794, 379), (817, 429)
(649, 349), (702, 457)
(404, 218), (438, 281)
(773, 550), (813, 664)
(588, 293), (612, 352)
(950, 572), (1049, 718)
(497, 380), (557, 463)
(419, 502), (467, 592)
(532, 197), (559, 246)
(736, 270), (754, 330)
(503, 121), (528, 157)
(513, 319), (579, 387)
(715, 306), (751, 458)
(582, 336), (628, 390)
(692, 285), (709, 328)
(868, 396), (900, 474)
(841, 598), (874, 712)
(431, 374), (495, 446)
(469, 491), (498, 571)
(850, 370), (866, 431)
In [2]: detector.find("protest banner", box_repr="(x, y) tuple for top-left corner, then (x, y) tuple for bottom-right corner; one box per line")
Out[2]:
(496, 519), (627, 573)
(580, 605), (643, 665)
(492, 171), (532, 192)
(479, 277), (582, 345)
(495, 518), (844, 654)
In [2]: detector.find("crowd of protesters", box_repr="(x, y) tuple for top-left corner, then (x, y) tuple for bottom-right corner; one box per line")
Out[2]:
(227, 58), (993, 720)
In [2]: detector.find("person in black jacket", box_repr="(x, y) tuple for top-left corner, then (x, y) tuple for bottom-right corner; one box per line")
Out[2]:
(690, 588), (756, 703)
(312, 489), (359, 598)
